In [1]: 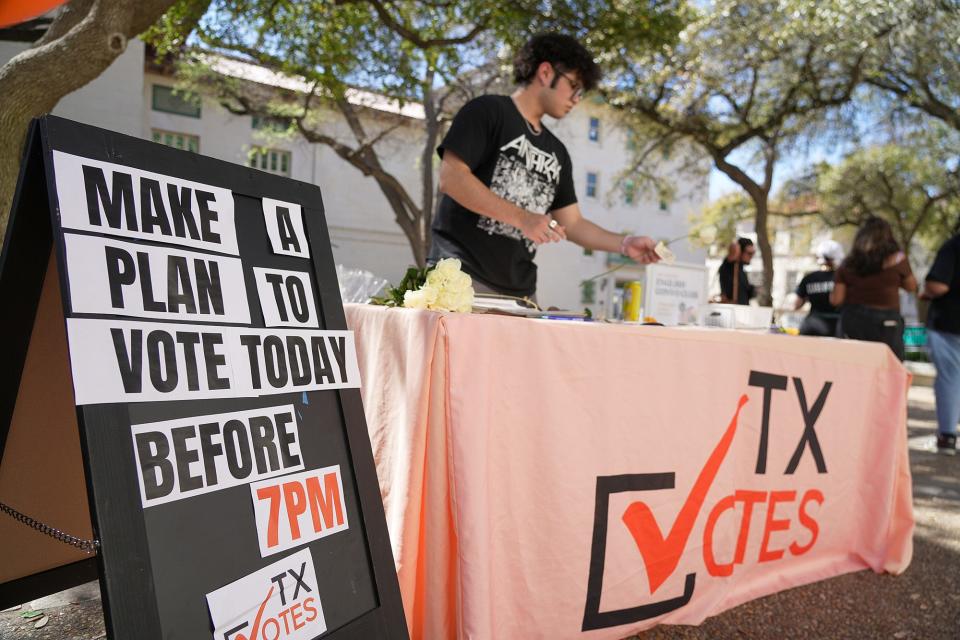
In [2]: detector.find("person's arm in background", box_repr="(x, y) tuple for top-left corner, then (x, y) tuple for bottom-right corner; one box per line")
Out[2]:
(830, 283), (846, 306)
(919, 239), (955, 300)
(899, 256), (918, 293)
(438, 151), (564, 246)
(920, 280), (950, 300)
(830, 268), (846, 306)
(551, 203), (659, 263)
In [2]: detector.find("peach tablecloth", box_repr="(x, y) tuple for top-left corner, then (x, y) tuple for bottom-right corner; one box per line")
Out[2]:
(345, 304), (914, 640)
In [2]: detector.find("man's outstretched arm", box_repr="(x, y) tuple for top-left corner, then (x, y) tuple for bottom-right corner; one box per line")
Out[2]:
(552, 203), (659, 263)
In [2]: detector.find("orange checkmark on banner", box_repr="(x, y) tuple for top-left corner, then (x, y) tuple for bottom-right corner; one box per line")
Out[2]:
(622, 394), (749, 594)
(236, 585), (275, 640)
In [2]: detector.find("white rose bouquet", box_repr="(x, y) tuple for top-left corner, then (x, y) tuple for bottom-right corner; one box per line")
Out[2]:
(371, 258), (475, 313)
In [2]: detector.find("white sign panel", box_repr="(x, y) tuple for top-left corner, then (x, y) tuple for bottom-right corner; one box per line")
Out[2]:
(250, 466), (349, 557)
(206, 548), (326, 640)
(254, 267), (320, 328)
(53, 150), (238, 255)
(66, 318), (361, 404)
(643, 262), (709, 326)
(64, 234), (250, 323)
(262, 198), (309, 259)
(131, 405), (305, 508)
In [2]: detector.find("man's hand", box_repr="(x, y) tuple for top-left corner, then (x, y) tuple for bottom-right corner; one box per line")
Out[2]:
(622, 235), (660, 264)
(518, 212), (566, 245)
(920, 280), (950, 300)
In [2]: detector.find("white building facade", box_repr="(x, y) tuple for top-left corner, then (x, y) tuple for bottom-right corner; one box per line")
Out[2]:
(1, 40), (709, 315)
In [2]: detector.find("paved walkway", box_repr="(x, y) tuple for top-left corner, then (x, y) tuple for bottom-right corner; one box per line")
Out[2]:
(1, 387), (957, 639)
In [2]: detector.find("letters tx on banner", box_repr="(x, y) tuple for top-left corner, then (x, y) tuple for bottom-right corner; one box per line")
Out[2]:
(0, 116), (406, 640)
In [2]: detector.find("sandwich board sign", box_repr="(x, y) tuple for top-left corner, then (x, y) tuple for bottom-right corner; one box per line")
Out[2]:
(0, 115), (407, 639)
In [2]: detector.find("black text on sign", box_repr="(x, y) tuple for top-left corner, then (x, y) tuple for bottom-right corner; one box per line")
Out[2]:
(132, 406), (304, 507)
(53, 150), (238, 254)
(64, 234), (250, 323)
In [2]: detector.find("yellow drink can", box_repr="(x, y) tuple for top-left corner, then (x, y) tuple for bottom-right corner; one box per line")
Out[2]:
(622, 281), (642, 322)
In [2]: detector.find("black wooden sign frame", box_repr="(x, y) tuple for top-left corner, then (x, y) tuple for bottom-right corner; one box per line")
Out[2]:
(0, 116), (407, 639)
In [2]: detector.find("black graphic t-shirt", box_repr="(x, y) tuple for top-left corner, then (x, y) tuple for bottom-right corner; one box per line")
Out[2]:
(429, 95), (577, 296)
(926, 233), (960, 334)
(796, 270), (838, 315)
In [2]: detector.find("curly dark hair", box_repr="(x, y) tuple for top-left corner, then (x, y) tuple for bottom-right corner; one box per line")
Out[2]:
(513, 33), (602, 91)
(843, 216), (901, 276)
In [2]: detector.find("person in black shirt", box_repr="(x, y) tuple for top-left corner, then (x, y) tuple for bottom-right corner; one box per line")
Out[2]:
(718, 238), (756, 305)
(793, 240), (843, 336)
(919, 233), (960, 455)
(430, 33), (660, 298)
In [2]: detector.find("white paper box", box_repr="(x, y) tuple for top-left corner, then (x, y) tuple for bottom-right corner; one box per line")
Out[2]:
(698, 303), (773, 329)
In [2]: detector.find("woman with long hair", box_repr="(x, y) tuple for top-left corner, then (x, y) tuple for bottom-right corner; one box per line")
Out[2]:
(830, 216), (917, 359)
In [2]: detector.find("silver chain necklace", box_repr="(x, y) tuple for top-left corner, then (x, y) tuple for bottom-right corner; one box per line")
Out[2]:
(511, 97), (542, 136)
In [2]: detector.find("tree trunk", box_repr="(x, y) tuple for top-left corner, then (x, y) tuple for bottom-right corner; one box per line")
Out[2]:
(752, 195), (774, 307)
(333, 97), (428, 267)
(713, 153), (775, 307)
(420, 71), (439, 268)
(0, 0), (185, 243)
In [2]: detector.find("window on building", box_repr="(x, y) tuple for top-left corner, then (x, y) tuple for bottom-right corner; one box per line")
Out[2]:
(580, 280), (596, 304)
(152, 130), (199, 153)
(659, 198), (669, 211)
(588, 117), (600, 142)
(151, 85), (201, 118)
(252, 115), (292, 132)
(249, 148), (292, 177)
(583, 247), (594, 256)
(623, 179), (635, 205)
(586, 172), (598, 198)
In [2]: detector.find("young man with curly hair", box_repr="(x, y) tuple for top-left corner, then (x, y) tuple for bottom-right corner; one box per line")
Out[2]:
(429, 33), (660, 299)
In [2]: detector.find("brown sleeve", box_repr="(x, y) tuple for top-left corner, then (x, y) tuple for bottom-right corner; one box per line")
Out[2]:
(835, 265), (847, 285)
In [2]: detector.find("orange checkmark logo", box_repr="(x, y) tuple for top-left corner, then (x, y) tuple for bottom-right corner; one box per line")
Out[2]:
(236, 585), (275, 640)
(622, 394), (748, 594)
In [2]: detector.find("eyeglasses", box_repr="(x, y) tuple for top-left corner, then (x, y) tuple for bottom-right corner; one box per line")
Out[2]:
(551, 65), (583, 99)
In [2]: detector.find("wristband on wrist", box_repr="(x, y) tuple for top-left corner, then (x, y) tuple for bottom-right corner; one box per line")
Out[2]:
(619, 234), (633, 256)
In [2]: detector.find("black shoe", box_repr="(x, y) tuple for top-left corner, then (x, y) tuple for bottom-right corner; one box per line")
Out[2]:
(936, 433), (957, 456)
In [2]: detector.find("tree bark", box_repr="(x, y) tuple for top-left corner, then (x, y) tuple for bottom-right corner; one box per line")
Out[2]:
(713, 153), (775, 307)
(420, 70), (438, 267)
(333, 97), (428, 267)
(0, 0), (186, 242)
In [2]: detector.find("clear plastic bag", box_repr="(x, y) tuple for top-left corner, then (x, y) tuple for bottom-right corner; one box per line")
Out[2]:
(336, 265), (389, 303)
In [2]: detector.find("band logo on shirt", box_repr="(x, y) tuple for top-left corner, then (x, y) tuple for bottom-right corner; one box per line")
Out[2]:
(500, 135), (561, 182)
(478, 135), (561, 250)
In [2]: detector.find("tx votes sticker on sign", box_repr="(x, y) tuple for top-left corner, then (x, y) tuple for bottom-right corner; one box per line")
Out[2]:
(250, 466), (349, 557)
(206, 548), (326, 640)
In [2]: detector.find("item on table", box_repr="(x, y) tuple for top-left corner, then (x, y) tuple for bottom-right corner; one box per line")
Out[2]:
(622, 281), (643, 322)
